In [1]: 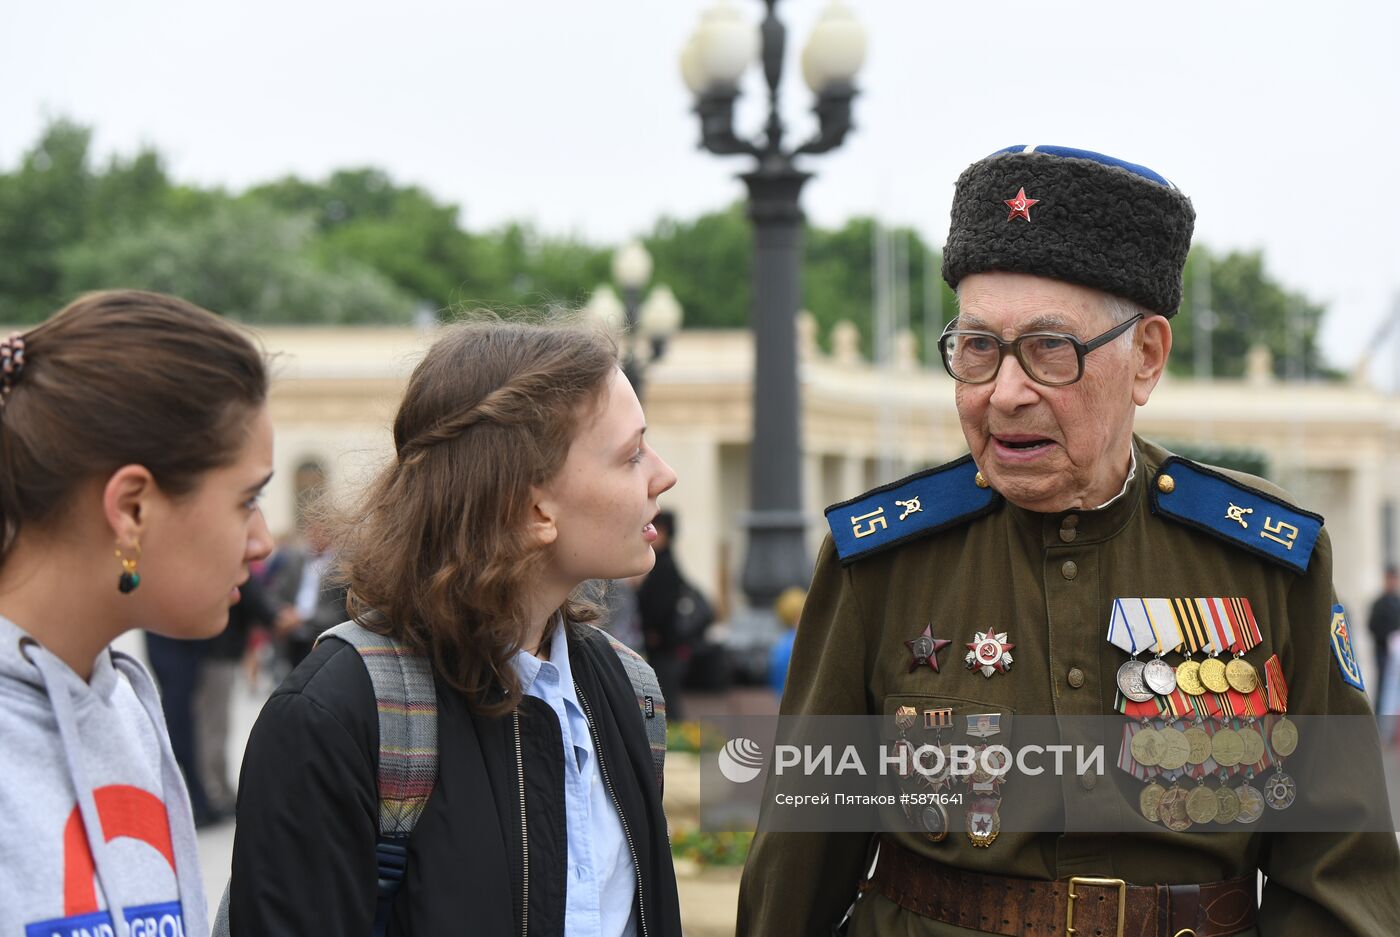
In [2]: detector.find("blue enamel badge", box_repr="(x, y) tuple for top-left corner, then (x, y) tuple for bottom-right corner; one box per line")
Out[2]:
(825, 455), (999, 565)
(1330, 604), (1365, 691)
(1150, 456), (1323, 575)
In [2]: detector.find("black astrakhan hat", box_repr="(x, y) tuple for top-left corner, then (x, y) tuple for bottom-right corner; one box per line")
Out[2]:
(941, 145), (1195, 317)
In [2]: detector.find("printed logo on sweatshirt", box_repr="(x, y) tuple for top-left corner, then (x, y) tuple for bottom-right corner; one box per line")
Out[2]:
(25, 784), (185, 937)
(26, 900), (185, 937)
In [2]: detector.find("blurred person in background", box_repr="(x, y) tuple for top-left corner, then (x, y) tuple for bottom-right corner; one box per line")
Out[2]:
(0, 290), (272, 937)
(266, 518), (347, 668)
(767, 586), (804, 698)
(189, 574), (293, 819)
(1368, 565), (1399, 707)
(637, 511), (712, 721)
(599, 576), (647, 654)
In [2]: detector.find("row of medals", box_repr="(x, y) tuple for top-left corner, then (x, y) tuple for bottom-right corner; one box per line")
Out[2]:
(892, 708), (1005, 848)
(1118, 652), (1298, 830)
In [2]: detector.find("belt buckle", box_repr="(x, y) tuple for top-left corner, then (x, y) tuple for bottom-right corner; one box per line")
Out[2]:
(1065, 876), (1126, 937)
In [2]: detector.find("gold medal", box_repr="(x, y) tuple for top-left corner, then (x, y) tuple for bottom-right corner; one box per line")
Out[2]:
(1156, 726), (1191, 772)
(1157, 786), (1192, 832)
(1131, 726), (1164, 767)
(1186, 784), (1220, 824)
(1271, 716), (1298, 757)
(1175, 659), (1206, 696)
(1183, 725), (1212, 766)
(1226, 657), (1259, 694)
(1235, 783), (1265, 823)
(1214, 785), (1241, 824)
(1198, 656), (1230, 694)
(1211, 727), (1245, 767)
(1139, 781), (1166, 823)
(969, 749), (994, 785)
(1238, 725), (1266, 767)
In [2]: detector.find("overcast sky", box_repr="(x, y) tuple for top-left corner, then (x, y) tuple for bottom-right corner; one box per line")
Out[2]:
(4, 1), (1398, 381)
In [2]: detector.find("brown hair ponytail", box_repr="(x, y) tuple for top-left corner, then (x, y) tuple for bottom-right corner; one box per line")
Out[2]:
(0, 290), (268, 561)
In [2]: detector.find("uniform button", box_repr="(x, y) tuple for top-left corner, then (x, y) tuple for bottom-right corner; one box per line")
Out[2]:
(1058, 527), (1077, 543)
(1067, 667), (1085, 688)
(1079, 773), (1097, 791)
(1061, 560), (1078, 580)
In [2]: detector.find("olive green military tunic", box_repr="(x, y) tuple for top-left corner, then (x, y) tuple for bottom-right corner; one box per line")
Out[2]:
(735, 437), (1400, 937)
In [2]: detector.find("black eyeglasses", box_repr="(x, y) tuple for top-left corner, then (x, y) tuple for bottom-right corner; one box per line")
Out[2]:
(938, 314), (1143, 386)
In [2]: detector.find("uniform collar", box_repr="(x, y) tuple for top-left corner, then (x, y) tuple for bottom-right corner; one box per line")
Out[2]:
(1003, 437), (1150, 547)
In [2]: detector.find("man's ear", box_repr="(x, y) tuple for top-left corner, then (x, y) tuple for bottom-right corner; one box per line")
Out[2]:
(528, 485), (560, 547)
(1132, 316), (1173, 407)
(102, 464), (156, 548)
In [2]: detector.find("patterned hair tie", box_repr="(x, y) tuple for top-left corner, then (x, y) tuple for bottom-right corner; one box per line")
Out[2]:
(0, 332), (27, 406)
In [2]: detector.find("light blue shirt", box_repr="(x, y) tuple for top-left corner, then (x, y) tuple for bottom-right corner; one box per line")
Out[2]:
(511, 620), (639, 937)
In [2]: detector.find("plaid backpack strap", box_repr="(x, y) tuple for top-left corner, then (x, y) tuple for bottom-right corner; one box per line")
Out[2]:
(599, 629), (667, 794)
(317, 621), (438, 936)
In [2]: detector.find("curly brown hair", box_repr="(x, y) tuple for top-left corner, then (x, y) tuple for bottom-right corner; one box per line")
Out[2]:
(334, 316), (618, 716)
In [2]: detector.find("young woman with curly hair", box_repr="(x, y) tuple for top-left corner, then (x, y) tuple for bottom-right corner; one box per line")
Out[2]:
(230, 318), (683, 937)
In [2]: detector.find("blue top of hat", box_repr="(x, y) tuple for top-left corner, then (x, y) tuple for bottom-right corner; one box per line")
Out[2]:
(991, 144), (1176, 189)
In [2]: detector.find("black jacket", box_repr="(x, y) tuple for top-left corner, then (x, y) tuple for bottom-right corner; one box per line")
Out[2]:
(229, 623), (682, 937)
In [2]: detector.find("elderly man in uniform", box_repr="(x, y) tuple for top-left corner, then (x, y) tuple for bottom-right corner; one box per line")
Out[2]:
(735, 145), (1400, 937)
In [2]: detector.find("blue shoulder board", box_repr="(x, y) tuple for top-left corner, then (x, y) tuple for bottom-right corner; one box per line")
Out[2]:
(825, 455), (999, 566)
(1150, 456), (1323, 575)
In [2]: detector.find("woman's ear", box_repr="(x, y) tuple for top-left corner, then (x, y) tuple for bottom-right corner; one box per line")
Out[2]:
(528, 485), (559, 547)
(102, 464), (155, 548)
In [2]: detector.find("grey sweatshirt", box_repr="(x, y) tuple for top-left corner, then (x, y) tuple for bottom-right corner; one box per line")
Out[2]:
(0, 615), (208, 937)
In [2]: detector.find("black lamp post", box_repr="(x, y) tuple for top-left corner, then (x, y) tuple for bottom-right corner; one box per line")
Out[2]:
(681, 0), (867, 631)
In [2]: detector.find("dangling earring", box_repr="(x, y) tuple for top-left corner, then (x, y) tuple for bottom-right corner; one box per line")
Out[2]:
(116, 542), (142, 594)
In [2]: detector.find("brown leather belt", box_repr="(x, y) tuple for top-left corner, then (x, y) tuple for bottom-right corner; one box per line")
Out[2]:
(868, 839), (1257, 937)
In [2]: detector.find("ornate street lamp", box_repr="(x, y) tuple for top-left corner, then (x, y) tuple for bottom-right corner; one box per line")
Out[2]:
(586, 240), (683, 400)
(681, 0), (866, 641)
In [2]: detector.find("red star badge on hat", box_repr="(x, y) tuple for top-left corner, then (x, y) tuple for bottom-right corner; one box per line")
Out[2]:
(1004, 187), (1038, 222)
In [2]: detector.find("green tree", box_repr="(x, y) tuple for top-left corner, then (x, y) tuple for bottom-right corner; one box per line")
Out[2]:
(645, 204), (753, 329)
(1174, 247), (1332, 380)
(247, 170), (473, 305)
(0, 120), (100, 321)
(59, 200), (416, 324)
(644, 207), (951, 362)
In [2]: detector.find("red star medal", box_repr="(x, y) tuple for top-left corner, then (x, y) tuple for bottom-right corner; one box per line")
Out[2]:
(905, 623), (953, 673)
(1004, 187), (1038, 222)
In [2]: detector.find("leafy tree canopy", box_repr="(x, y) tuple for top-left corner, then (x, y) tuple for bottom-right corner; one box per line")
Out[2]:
(0, 118), (1333, 378)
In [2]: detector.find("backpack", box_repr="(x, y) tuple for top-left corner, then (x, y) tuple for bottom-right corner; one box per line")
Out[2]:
(213, 620), (667, 937)
(673, 577), (715, 646)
